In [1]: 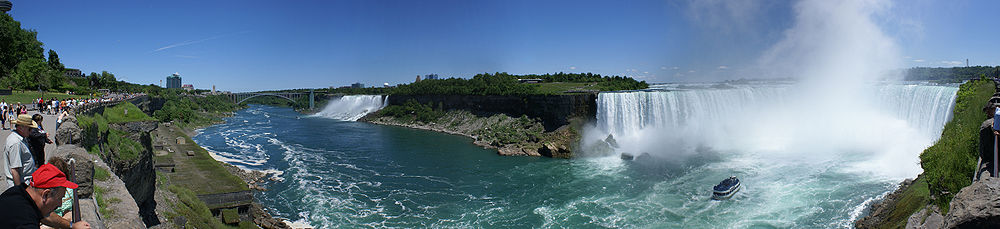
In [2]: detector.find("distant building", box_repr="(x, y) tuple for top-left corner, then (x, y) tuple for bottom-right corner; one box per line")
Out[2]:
(424, 74), (439, 80)
(167, 73), (182, 89)
(351, 83), (364, 88)
(64, 68), (84, 78)
(383, 82), (390, 88)
(182, 84), (193, 91)
(415, 75), (422, 83)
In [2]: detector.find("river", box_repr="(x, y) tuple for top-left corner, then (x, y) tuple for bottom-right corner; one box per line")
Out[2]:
(193, 82), (958, 228)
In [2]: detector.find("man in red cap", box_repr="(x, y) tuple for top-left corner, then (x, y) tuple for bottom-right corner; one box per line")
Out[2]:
(0, 164), (90, 229)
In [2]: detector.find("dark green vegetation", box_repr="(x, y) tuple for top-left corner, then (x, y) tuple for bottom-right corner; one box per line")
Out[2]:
(919, 79), (994, 211)
(153, 92), (242, 128)
(905, 66), (1000, 83)
(376, 99), (444, 123)
(77, 102), (150, 162)
(391, 72), (648, 96)
(474, 115), (544, 146)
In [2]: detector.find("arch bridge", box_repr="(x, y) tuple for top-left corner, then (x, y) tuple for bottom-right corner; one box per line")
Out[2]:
(229, 90), (317, 109)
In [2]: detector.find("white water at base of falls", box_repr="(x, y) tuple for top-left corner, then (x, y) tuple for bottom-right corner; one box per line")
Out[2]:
(311, 95), (387, 121)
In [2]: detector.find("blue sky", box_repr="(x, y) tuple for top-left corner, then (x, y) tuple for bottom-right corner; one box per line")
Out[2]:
(7, 0), (999, 92)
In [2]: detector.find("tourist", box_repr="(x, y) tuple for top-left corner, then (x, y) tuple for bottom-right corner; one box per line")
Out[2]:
(29, 114), (54, 167)
(56, 110), (69, 133)
(2, 114), (39, 191)
(0, 100), (6, 130)
(40, 157), (76, 229)
(0, 164), (90, 229)
(993, 105), (1000, 177)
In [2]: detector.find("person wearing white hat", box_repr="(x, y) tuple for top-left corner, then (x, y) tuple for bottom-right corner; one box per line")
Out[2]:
(2, 114), (39, 191)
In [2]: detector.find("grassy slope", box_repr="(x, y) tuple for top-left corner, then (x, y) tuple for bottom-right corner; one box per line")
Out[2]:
(159, 124), (248, 195)
(878, 79), (994, 227)
(0, 91), (94, 104)
(102, 101), (157, 123)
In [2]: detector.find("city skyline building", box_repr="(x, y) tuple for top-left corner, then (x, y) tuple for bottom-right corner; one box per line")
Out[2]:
(167, 72), (181, 89)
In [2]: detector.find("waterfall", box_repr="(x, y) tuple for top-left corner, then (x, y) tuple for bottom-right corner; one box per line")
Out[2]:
(592, 83), (958, 178)
(597, 84), (957, 139)
(311, 95), (387, 121)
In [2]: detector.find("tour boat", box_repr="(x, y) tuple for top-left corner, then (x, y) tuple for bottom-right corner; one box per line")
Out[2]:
(712, 176), (741, 200)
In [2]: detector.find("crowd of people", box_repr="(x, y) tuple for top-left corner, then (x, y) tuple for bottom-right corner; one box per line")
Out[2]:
(0, 92), (147, 228)
(0, 112), (87, 228)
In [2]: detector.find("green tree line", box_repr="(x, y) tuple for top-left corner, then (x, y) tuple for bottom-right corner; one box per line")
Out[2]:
(905, 66), (1000, 82)
(391, 72), (648, 96)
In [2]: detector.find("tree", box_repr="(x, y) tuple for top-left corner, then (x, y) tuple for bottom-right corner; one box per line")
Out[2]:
(0, 13), (45, 78)
(47, 49), (64, 71)
(0, 58), (54, 90)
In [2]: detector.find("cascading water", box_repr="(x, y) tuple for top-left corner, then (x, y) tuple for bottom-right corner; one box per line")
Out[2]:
(588, 82), (957, 226)
(311, 95), (387, 121)
(593, 83), (957, 178)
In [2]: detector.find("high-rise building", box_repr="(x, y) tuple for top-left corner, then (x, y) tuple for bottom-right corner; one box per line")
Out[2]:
(424, 74), (439, 80)
(351, 82), (365, 88)
(167, 73), (182, 89)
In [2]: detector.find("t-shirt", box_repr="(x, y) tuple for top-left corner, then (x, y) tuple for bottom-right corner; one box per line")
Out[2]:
(2, 133), (35, 191)
(0, 184), (44, 228)
(54, 188), (74, 216)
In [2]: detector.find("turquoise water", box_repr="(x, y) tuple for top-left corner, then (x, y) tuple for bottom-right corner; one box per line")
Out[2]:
(193, 104), (909, 228)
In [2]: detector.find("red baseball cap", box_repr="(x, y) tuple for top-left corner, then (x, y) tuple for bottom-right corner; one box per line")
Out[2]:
(31, 164), (79, 189)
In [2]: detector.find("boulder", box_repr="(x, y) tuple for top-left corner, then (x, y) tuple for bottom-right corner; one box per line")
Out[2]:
(605, 134), (619, 148)
(943, 177), (1000, 228)
(620, 152), (634, 160)
(905, 205), (943, 229)
(979, 119), (997, 181)
(55, 121), (82, 146)
(538, 142), (571, 158)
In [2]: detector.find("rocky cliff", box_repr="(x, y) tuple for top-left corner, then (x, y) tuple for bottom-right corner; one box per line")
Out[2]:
(105, 121), (159, 226)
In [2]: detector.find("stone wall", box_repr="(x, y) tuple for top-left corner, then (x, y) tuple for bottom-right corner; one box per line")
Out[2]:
(386, 94), (597, 131)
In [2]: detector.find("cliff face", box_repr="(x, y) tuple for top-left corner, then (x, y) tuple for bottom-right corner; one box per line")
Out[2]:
(386, 94), (597, 131)
(105, 122), (158, 226)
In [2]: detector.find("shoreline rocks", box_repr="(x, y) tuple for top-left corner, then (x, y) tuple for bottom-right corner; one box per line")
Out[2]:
(855, 178), (917, 228)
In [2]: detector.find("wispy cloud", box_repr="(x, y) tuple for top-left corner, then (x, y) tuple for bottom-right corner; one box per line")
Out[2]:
(153, 30), (250, 52)
(912, 59), (925, 63)
(569, 66), (577, 70)
(672, 67), (680, 70)
(717, 65), (729, 70)
(174, 55), (200, 59)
